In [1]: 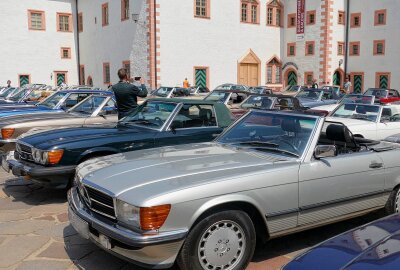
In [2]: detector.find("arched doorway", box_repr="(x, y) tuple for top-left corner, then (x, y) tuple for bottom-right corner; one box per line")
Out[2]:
(87, 76), (93, 87)
(237, 49), (261, 87)
(333, 68), (344, 87)
(284, 69), (298, 86)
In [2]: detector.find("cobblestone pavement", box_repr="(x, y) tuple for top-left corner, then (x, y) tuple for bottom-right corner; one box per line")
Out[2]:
(0, 170), (385, 270)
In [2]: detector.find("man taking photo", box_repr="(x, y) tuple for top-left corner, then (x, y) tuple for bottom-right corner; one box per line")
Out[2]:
(112, 68), (148, 120)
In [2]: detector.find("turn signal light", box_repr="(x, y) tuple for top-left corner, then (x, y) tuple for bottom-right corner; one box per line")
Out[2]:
(48, 149), (64, 165)
(140, 204), (171, 230)
(1, 128), (15, 139)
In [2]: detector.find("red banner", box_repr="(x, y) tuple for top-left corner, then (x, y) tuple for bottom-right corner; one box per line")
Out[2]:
(296, 0), (305, 40)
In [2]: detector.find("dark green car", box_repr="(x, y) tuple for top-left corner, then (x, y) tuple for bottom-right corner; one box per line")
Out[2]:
(3, 98), (233, 188)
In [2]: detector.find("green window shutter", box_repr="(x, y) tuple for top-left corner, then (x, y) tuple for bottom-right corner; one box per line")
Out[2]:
(287, 71), (297, 86)
(57, 73), (66, 86)
(379, 75), (388, 89)
(19, 75), (29, 86)
(353, 75), (363, 93)
(195, 68), (207, 88)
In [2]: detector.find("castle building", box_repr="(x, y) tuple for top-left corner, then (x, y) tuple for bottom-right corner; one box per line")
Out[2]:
(1, 0), (398, 93)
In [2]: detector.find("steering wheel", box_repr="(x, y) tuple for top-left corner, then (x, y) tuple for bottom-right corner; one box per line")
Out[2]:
(154, 117), (164, 126)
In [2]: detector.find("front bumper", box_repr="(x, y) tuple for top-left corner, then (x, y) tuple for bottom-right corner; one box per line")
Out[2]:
(68, 187), (186, 269)
(2, 153), (76, 188)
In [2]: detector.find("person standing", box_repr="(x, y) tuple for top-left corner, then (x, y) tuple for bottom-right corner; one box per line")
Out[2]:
(183, 78), (190, 88)
(112, 68), (148, 120)
(344, 77), (352, 94)
(311, 79), (318, 89)
(6, 80), (11, 87)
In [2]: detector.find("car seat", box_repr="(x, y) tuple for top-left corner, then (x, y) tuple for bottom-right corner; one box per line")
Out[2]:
(326, 124), (360, 153)
(199, 108), (212, 126)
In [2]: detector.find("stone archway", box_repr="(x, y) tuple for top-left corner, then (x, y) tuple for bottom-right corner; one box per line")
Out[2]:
(237, 49), (261, 86)
(333, 68), (344, 88)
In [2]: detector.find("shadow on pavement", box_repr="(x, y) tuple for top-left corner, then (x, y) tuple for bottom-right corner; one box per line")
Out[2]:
(251, 210), (385, 263)
(1, 176), (67, 205)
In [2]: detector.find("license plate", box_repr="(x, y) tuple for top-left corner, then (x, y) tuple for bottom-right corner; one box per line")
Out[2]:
(99, 234), (112, 250)
(68, 207), (90, 239)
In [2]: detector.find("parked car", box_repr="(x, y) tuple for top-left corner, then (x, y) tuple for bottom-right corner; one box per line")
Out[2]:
(364, 88), (400, 103)
(0, 89), (108, 118)
(3, 98), (233, 188)
(248, 86), (273, 95)
(311, 94), (375, 113)
(230, 94), (305, 119)
(0, 87), (53, 105)
(281, 85), (307, 96)
(68, 110), (400, 269)
(296, 88), (341, 108)
(203, 90), (250, 108)
(214, 83), (249, 92)
(327, 103), (400, 139)
(0, 94), (117, 152)
(0, 87), (20, 100)
(282, 214), (400, 270)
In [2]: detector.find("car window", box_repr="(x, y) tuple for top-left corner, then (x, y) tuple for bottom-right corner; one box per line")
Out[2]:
(389, 90), (398, 97)
(331, 104), (380, 122)
(63, 93), (91, 108)
(173, 104), (217, 128)
(199, 87), (209, 93)
(70, 95), (107, 115)
(121, 101), (178, 129)
(38, 92), (68, 108)
(101, 99), (118, 115)
(275, 98), (294, 109)
(241, 96), (273, 109)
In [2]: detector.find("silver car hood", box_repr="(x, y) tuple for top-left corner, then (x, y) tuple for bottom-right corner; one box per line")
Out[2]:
(78, 143), (291, 199)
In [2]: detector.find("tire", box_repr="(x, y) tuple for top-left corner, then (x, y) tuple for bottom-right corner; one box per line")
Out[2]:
(385, 186), (400, 214)
(177, 210), (256, 270)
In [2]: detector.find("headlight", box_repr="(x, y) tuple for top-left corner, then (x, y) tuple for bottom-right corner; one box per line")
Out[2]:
(1, 128), (15, 139)
(32, 148), (63, 165)
(116, 200), (140, 229)
(116, 200), (171, 231)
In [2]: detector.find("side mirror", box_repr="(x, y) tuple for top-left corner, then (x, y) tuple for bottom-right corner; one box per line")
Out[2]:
(314, 145), (337, 159)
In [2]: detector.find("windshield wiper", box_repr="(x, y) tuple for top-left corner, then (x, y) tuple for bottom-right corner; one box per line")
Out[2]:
(235, 141), (279, 147)
(351, 115), (375, 122)
(250, 147), (300, 157)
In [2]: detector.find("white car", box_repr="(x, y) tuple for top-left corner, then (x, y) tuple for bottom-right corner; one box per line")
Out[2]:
(327, 103), (400, 140)
(313, 94), (375, 113)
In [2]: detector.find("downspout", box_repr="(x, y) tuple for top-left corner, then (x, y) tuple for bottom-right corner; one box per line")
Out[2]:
(75, 0), (81, 85)
(153, 0), (157, 88)
(344, 0), (350, 77)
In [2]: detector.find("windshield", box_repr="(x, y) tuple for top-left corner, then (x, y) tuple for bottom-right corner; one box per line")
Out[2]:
(70, 95), (108, 115)
(296, 90), (322, 100)
(283, 85), (300, 92)
(215, 84), (233, 90)
(341, 94), (374, 105)
(153, 87), (173, 97)
(38, 92), (67, 108)
(240, 96), (274, 109)
(218, 111), (317, 157)
(331, 104), (380, 122)
(8, 88), (29, 101)
(0, 88), (17, 98)
(364, 89), (388, 98)
(204, 91), (230, 103)
(120, 101), (178, 129)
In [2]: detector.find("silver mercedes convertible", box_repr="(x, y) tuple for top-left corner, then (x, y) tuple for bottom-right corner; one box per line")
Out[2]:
(68, 110), (400, 270)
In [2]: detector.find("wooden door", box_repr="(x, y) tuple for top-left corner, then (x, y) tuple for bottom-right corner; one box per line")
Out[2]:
(238, 64), (259, 86)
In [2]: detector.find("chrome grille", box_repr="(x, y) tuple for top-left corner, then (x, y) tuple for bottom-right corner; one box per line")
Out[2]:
(80, 185), (116, 219)
(16, 143), (33, 161)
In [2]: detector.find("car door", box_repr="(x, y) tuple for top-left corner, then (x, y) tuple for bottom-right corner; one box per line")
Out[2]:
(155, 104), (222, 147)
(377, 107), (400, 139)
(298, 124), (386, 226)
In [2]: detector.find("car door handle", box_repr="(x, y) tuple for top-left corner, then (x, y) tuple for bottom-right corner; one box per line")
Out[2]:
(369, 162), (383, 169)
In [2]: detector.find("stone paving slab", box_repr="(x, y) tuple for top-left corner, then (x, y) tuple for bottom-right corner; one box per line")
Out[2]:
(0, 171), (385, 270)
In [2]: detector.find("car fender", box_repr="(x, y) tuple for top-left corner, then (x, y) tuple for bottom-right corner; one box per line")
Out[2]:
(189, 193), (268, 230)
(78, 147), (120, 163)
